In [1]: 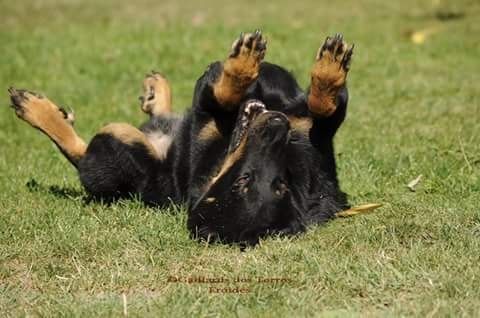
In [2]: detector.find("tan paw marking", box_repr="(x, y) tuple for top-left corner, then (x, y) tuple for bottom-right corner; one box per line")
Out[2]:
(139, 71), (172, 117)
(308, 34), (354, 117)
(8, 87), (77, 130)
(213, 30), (267, 109)
(8, 87), (86, 165)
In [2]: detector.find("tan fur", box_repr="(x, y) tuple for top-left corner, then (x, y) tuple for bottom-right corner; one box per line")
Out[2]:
(289, 116), (313, 135)
(308, 42), (348, 117)
(141, 72), (172, 117)
(10, 90), (86, 165)
(205, 137), (248, 191)
(198, 120), (222, 141)
(213, 68), (258, 109)
(99, 123), (160, 160)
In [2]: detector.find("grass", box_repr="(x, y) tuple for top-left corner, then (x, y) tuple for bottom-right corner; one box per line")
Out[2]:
(1, 0), (479, 316)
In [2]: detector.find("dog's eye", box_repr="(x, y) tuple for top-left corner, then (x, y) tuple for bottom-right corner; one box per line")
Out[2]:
(232, 173), (250, 193)
(272, 178), (289, 197)
(235, 173), (250, 185)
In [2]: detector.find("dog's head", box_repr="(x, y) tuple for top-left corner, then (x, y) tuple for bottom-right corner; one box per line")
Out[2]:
(188, 100), (305, 246)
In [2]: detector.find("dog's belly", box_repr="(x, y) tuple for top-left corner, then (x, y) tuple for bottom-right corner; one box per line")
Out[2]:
(145, 131), (173, 160)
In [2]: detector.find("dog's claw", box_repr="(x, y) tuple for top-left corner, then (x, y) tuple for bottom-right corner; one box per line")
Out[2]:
(340, 44), (354, 71)
(8, 87), (30, 115)
(256, 39), (267, 51)
(228, 29), (267, 60)
(230, 33), (245, 58)
(316, 33), (352, 68)
(59, 106), (76, 125)
(245, 34), (255, 49)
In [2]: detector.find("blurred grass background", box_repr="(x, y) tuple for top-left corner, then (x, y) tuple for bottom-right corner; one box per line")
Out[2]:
(1, 0), (479, 316)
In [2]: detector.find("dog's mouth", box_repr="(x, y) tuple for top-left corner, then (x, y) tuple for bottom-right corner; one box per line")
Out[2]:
(228, 100), (267, 153)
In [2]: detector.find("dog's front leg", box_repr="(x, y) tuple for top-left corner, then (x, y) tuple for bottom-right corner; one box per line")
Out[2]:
(193, 30), (267, 113)
(307, 34), (354, 140)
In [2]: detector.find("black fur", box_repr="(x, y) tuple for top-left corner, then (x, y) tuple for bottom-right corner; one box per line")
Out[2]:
(78, 60), (349, 246)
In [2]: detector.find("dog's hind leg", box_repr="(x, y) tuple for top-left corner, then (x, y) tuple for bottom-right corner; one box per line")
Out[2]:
(78, 123), (173, 205)
(138, 71), (172, 117)
(8, 87), (174, 204)
(8, 87), (87, 167)
(210, 30), (267, 111)
(137, 72), (180, 161)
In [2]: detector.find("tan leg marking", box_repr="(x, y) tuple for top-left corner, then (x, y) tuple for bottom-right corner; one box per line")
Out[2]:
(204, 136), (248, 193)
(288, 116), (313, 135)
(213, 31), (267, 110)
(8, 88), (86, 166)
(198, 120), (222, 141)
(99, 123), (160, 160)
(139, 71), (172, 117)
(308, 34), (354, 117)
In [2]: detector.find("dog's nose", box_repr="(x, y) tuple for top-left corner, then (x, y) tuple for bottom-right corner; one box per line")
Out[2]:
(263, 112), (290, 133)
(253, 111), (288, 126)
(267, 113), (288, 126)
(250, 111), (290, 145)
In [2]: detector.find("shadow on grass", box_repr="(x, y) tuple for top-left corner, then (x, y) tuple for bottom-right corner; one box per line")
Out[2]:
(26, 178), (130, 207)
(25, 178), (121, 206)
(24, 178), (183, 212)
(26, 178), (85, 200)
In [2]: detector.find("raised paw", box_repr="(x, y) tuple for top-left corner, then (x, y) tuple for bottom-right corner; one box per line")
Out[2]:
(8, 87), (71, 128)
(8, 87), (86, 164)
(225, 30), (266, 79)
(214, 30), (267, 108)
(308, 33), (354, 117)
(139, 71), (172, 117)
(316, 33), (354, 72)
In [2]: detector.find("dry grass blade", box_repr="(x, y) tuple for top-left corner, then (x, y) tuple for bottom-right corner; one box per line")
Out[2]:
(335, 203), (383, 217)
(407, 174), (423, 192)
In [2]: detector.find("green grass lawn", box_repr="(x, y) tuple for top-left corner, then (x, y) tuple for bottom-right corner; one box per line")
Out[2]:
(1, 0), (479, 316)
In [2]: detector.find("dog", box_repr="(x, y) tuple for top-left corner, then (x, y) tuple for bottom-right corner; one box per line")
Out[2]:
(8, 31), (375, 246)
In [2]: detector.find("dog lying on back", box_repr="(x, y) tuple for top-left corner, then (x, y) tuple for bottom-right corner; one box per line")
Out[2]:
(9, 31), (362, 246)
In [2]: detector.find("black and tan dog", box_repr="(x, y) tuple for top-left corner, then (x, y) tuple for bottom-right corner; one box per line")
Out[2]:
(8, 31), (377, 245)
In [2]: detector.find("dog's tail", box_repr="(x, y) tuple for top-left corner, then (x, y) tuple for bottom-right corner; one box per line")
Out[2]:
(335, 203), (382, 218)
